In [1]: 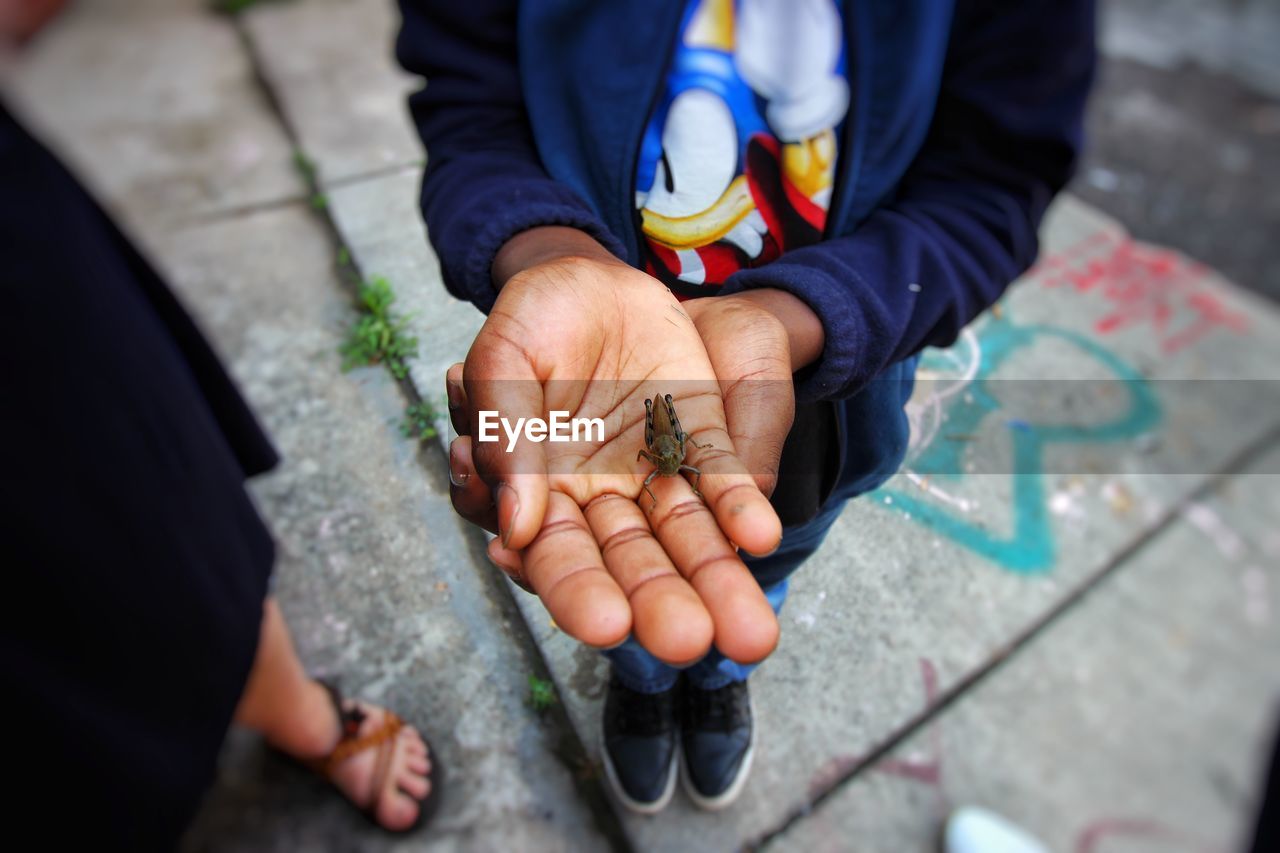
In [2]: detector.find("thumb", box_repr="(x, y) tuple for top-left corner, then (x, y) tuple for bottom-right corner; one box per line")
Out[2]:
(463, 327), (549, 551)
(689, 297), (795, 497)
(722, 377), (794, 497)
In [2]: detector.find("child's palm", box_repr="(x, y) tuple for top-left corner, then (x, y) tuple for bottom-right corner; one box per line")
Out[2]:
(456, 257), (782, 665)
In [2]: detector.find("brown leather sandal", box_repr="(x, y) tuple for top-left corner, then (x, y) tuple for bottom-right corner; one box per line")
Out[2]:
(306, 681), (442, 833)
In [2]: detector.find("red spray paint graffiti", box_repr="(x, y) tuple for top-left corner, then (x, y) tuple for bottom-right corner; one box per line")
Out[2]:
(1074, 817), (1222, 853)
(805, 658), (945, 799)
(874, 658), (944, 787)
(1031, 232), (1249, 354)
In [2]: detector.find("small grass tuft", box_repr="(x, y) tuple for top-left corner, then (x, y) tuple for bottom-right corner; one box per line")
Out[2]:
(210, 0), (280, 16)
(527, 675), (558, 713)
(401, 399), (444, 442)
(340, 277), (418, 380)
(292, 149), (316, 183)
(291, 149), (329, 211)
(209, 0), (252, 13)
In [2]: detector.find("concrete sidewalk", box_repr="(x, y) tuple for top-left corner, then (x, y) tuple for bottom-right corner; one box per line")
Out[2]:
(5, 1), (1279, 850)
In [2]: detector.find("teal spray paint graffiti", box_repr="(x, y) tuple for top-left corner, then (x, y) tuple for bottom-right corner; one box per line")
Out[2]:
(874, 315), (1162, 573)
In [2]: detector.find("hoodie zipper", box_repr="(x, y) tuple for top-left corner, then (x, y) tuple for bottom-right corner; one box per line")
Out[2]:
(621, 4), (686, 268)
(824, 1), (868, 239)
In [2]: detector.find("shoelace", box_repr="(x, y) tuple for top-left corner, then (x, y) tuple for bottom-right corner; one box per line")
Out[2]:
(612, 684), (674, 735)
(686, 683), (750, 731)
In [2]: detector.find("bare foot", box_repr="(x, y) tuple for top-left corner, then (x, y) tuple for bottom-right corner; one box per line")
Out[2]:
(281, 681), (434, 832)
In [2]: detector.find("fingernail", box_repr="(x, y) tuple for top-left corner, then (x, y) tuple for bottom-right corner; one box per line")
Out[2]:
(497, 485), (520, 549)
(446, 378), (463, 411)
(487, 551), (532, 593)
(447, 443), (469, 486)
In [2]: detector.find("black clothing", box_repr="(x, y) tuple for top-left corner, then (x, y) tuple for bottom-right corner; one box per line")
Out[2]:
(1, 103), (277, 850)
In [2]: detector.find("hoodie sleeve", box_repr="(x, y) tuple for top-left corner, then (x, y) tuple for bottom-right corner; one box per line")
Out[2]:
(395, 0), (626, 314)
(719, 0), (1097, 403)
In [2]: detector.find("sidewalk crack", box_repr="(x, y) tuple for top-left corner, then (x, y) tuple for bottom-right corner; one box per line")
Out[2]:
(228, 13), (632, 850)
(747, 419), (1280, 850)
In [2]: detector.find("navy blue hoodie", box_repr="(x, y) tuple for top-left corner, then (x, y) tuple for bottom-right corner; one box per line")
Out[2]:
(396, 1), (1090, 504)
(395, 0), (1094, 405)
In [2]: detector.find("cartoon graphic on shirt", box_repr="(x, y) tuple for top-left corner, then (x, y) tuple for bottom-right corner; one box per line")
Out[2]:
(636, 0), (848, 294)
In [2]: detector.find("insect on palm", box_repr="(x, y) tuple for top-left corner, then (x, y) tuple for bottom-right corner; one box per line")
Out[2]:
(636, 393), (713, 510)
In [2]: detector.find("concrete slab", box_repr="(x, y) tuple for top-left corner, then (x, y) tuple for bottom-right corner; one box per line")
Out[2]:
(144, 203), (606, 851)
(57, 0), (212, 20)
(1080, 0), (1280, 303)
(232, 0), (498, 414)
(324, 167), (484, 406)
(512, 195), (1280, 850)
(771, 445), (1280, 853)
(1, 0), (303, 233)
(1101, 0), (1280, 100)
(242, 0), (424, 185)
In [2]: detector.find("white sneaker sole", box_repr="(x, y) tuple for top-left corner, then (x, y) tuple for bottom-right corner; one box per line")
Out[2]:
(600, 730), (679, 816)
(680, 694), (757, 811)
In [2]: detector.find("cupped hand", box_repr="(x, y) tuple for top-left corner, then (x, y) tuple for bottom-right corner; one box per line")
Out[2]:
(450, 236), (783, 666)
(682, 292), (800, 499)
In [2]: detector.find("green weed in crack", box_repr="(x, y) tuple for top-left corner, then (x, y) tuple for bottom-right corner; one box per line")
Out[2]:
(209, 0), (287, 15)
(291, 149), (329, 211)
(340, 276), (418, 380)
(401, 398), (446, 443)
(527, 675), (559, 714)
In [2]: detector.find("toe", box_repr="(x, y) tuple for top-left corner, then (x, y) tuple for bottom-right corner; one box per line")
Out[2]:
(375, 792), (421, 833)
(399, 725), (426, 750)
(407, 754), (431, 775)
(402, 730), (431, 767)
(398, 769), (431, 800)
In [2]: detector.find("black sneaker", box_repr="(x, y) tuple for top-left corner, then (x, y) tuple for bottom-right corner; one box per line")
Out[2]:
(680, 678), (755, 810)
(600, 676), (679, 814)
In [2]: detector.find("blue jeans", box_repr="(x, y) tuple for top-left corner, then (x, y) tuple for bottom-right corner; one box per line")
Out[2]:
(606, 357), (919, 693)
(606, 495), (848, 691)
